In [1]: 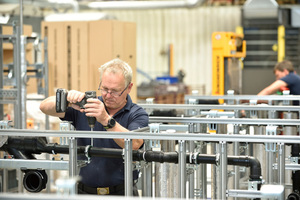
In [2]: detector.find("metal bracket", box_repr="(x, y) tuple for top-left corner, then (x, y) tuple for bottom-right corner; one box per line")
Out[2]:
(0, 121), (11, 148)
(283, 90), (290, 105)
(59, 121), (74, 145)
(202, 110), (234, 131)
(227, 90), (235, 105)
(188, 99), (198, 116)
(149, 123), (160, 148)
(290, 156), (299, 164)
(145, 98), (154, 115)
(133, 160), (148, 171)
(265, 126), (277, 152)
(249, 100), (257, 118)
(248, 180), (261, 191)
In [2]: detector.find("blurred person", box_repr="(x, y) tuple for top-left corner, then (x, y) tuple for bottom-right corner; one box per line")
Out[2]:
(257, 60), (300, 105)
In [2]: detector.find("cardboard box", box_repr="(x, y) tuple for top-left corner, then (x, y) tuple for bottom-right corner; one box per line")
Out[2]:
(42, 20), (137, 102)
(124, 22), (137, 103)
(66, 22), (89, 92)
(41, 21), (67, 96)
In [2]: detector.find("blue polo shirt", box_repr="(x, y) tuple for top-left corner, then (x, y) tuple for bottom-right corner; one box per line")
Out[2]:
(61, 95), (149, 187)
(281, 72), (300, 105)
(281, 72), (300, 95)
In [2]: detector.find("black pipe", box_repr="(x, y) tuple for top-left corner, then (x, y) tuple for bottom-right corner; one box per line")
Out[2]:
(228, 156), (261, 180)
(1, 138), (48, 193)
(23, 169), (48, 193)
(287, 144), (300, 200)
(1, 137), (262, 191)
(195, 154), (218, 165)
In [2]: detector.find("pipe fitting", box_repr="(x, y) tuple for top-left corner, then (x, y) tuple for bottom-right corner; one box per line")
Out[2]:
(23, 170), (48, 193)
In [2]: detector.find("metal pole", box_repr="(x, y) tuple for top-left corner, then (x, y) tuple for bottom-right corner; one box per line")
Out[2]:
(20, 35), (27, 129)
(68, 137), (77, 178)
(233, 124), (240, 200)
(124, 139), (133, 196)
(278, 143), (285, 185)
(220, 141), (227, 200)
(0, 25), (4, 121)
(19, 0), (23, 36)
(44, 37), (50, 130)
(178, 140), (186, 198)
(188, 123), (195, 199)
(142, 140), (152, 197)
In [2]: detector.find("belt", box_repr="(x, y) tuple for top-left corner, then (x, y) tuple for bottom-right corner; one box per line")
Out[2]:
(78, 182), (124, 195)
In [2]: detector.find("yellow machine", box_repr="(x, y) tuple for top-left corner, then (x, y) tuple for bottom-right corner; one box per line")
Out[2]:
(212, 32), (246, 96)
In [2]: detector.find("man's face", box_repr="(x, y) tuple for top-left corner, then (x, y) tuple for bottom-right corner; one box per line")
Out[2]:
(274, 69), (289, 80)
(100, 71), (130, 110)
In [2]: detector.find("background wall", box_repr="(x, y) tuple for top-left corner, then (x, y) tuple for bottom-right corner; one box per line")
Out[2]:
(105, 6), (242, 95)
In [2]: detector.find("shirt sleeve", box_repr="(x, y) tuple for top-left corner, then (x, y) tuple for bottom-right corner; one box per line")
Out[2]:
(127, 106), (149, 131)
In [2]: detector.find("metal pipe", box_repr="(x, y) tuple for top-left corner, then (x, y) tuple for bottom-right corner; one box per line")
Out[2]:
(178, 140), (186, 198)
(278, 143), (285, 185)
(188, 123), (195, 199)
(88, 0), (204, 10)
(68, 137), (77, 178)
(124, 139), (133, 196)
(220, 141), (227, 200)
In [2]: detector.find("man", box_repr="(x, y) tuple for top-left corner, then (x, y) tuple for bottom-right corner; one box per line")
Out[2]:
(40, 58), (149, 195)
(258, 60), (300, 96)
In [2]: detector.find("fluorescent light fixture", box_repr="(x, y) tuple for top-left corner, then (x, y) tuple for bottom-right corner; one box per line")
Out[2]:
(48, 0), (76, 3)
(88, 0), (202, 10)
(44, 12), (110, 22)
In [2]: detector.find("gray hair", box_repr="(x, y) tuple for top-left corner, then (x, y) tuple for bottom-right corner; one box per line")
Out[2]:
(98, 58), (133, 87)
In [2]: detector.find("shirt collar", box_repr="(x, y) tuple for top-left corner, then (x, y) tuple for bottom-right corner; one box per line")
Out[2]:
(99, 94), (132, 115)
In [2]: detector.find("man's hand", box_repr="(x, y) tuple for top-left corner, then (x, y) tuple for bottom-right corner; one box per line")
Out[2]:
(67, 90), (86, 111)
(84, 98), (110, 126)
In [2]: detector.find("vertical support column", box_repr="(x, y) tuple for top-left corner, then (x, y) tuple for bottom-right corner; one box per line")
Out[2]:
(20, 35), (27, 129)
(199, 142), (207, 199)
(188, 123), (195, 199)
(124, 138), (133, 196)
(142, 140), (152, 197)
(0, 25), (4, 121)
(178, 140), (186, 199)
(211, 142), (218, 200)
(43, 37), (50, 130)
(60, 122), (77, 180)
(19, 0), (27, 129)
(233, 124), (240, 196)
(265, 125), (277, 184)
(220, 141), (227, 200)
(13, 23), (21, 129)
(196, 123), (207, 199)
(278, 143), (285, 186)
(69, 137), (77, 178)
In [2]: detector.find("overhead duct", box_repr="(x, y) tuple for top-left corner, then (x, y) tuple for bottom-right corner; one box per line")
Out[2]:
(0, 0), (79, 13)
(243, 0), (278, 19)
(88, 0), (205, 10)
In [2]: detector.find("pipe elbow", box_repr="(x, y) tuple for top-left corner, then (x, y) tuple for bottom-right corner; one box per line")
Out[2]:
(248, 156), (262, 180)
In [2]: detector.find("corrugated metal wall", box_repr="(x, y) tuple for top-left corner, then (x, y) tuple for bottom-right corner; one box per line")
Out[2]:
(106, 6), (241, 94)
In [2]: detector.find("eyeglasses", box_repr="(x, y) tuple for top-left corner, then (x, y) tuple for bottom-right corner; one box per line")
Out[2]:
(98, 82), (130, 97)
